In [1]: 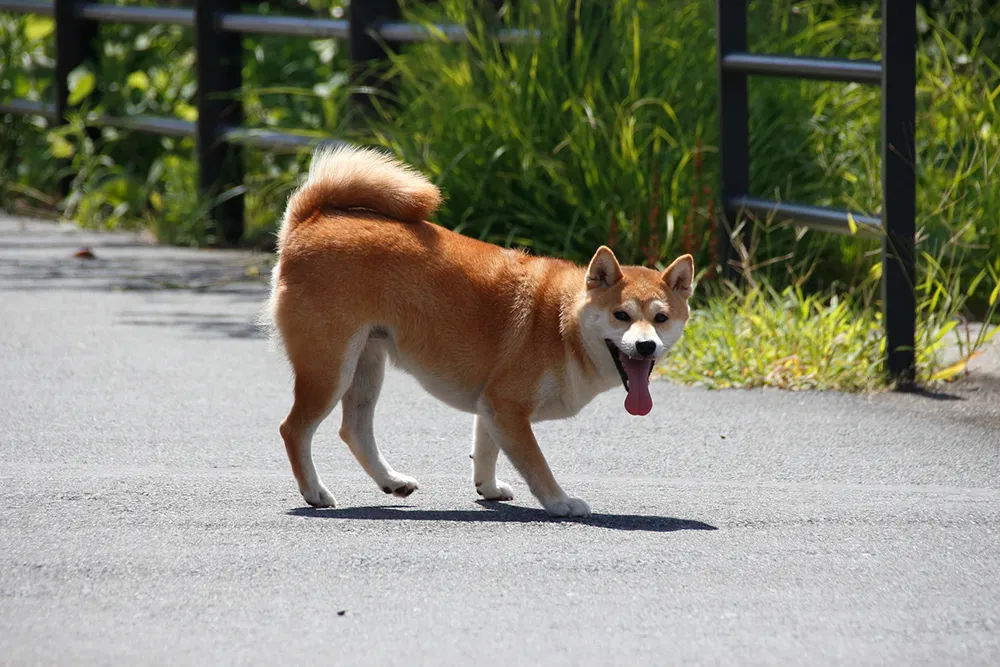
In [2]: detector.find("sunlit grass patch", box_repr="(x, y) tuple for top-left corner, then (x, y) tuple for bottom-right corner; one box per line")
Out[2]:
(659, 258), (999, 392)
(659, 284), (887, 392)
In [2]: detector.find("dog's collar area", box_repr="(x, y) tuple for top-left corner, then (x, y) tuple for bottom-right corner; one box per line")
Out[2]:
(605, 340), (657, 392)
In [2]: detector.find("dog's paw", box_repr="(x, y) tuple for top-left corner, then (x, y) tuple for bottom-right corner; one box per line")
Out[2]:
(381, 474), (420, 498)
(542, 495), (591, 518)
(302, 486), (337, 508)
(476, 479), (514, 501)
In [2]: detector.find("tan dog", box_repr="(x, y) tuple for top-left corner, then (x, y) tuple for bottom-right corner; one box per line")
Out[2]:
(265, 145), (694, 517)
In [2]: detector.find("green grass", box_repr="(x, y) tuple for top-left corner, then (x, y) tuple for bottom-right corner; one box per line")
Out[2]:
(661, 284), (891, 392)
(659, 268), (999, 392)
(1, 0), (999, 390)
(372, 0), (999, 303)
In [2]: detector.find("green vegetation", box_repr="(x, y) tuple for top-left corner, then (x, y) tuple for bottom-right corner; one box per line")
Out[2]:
(659, 261), (998, 391)
(1, 0), (998, 389)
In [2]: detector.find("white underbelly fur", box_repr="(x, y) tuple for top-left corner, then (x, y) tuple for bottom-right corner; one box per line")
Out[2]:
(388, 352), (481, 413)
(376, 326), (611, 419)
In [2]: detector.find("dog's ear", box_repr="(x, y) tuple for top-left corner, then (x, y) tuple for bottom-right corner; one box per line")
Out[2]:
(586, 246), (623, 289)
(662, 254), (694, 299)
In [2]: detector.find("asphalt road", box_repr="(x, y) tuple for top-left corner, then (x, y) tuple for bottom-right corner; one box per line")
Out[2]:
(2, 215), (999, 666)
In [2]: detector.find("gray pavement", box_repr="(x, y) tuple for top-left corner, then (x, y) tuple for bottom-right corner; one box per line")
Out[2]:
(1, 215), (999, 666)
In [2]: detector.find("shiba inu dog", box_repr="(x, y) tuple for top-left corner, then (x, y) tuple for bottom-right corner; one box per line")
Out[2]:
(265, 145), (694, 517)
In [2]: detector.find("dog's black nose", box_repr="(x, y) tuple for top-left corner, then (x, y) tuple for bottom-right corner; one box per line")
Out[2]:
(635, 340), (656, 357)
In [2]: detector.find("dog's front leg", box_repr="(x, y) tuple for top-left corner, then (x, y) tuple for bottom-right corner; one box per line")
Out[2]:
(477, 399), (590, 518)
(471, 416), (515, 501)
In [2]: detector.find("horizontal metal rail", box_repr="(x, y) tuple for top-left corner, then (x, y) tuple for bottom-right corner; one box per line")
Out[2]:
(0, 0), (190, 23)
(216, 14), (534, 43)
(0, 98), (57, 119)
(218, 14), (347, 39)
(0, 101), (327, 148)
(721, 53), (882, 85)
(78, 4), (193, 27)
(0, 100), (196, 136)
(99, 113), (194, 137)
(0, 0), (51, 15)
(378, 21), (535, 44)
(0, 1), (534, 44)
(220, 125), (326, 151)
(728, 196), (882, 237)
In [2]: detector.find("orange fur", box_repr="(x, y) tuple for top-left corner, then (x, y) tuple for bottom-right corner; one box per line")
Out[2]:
(266, 145), (694, 517)
(278, 144), (442, 249)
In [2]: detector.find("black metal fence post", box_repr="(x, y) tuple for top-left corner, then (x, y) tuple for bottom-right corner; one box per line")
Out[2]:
(348, 0), (401, 115)
(880, 0), (917, 386)
(715, 0), (750, 280)
(714, 0), (919, 385)
(195, 0), (244, 245)
(54, 0), (97, 194)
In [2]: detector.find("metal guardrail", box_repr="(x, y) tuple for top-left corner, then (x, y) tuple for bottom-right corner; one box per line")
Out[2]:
(1, 0), (50, 14)
(715, 0), (917, 385)
(719, 53), (882, 85)
(0, 99), (57, 119)
(727, 197), (883, 237)
(0, 0), (518, 243)
(77, 4), (193, 26)
(100, 114), (195, 137)
(217, 14), (347, 38)
(219, 126), (326, 151)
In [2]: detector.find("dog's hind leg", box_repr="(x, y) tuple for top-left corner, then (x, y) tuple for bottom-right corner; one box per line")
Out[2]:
(280, 374), (341, 508)
(280, 328), (368, 508)
(471, 416), (514, 501)
(339, 341), (420, 498)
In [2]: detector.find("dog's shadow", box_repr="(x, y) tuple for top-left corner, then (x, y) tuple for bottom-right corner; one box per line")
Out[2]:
(288, 501), (716, 533)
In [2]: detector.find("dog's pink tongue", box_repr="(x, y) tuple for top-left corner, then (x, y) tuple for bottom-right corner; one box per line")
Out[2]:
(621, 357), (653, 416)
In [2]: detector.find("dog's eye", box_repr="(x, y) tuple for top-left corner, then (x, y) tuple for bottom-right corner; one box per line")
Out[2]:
(654, 313), (669, 324)
(613, 310), (631, 322)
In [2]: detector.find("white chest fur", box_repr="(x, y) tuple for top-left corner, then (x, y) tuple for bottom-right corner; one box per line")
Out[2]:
(530, 359), (616, 422)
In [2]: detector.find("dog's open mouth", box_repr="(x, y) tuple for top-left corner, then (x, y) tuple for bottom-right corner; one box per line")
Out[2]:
(605, 340), (655, 417)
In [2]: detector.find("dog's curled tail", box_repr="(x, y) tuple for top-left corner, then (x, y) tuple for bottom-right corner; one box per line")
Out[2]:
(278, 143), (442, 247)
